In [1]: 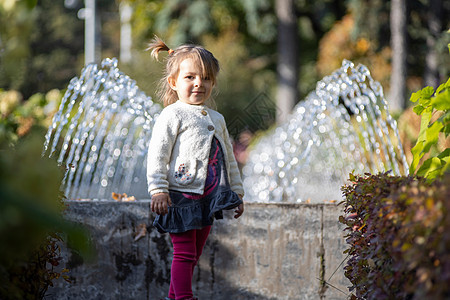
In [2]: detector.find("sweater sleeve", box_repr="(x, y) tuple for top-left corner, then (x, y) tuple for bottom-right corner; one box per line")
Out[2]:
(146, 108), (179, 195)
(222, 118), (245, 197)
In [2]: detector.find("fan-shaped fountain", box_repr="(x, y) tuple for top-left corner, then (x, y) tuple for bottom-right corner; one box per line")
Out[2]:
(243, 60), (408, 203)
(43, 58), (407, 203)
(42, 58), (161, 200)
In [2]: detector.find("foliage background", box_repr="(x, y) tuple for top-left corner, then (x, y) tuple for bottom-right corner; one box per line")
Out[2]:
(1, 0), (449, 138)
(0, 126), (92, 299)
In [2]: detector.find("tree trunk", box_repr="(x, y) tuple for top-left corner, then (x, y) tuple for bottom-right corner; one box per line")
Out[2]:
(389, 0), (407, 112)
(424, 0), (442, 88)
(85, 0), (97, 65)
(120, 3), (133, 64)
(276, 0), (299, 123)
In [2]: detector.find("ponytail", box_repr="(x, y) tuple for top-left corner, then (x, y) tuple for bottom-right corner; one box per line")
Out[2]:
(146, 35), (171, 60)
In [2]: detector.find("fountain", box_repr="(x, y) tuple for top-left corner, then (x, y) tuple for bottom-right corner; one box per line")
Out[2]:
(44, 58), (409, 299)
(42, 58), (161, 200)
(243, 60), (408, 203)
(43, 58), (407, 203)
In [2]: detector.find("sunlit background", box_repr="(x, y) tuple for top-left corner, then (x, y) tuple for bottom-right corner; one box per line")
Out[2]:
(0, 1), (449, 297)
(1, 0), (449, 138)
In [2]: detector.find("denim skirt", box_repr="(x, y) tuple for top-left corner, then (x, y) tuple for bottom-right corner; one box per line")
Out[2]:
(153, 137), (242, 233)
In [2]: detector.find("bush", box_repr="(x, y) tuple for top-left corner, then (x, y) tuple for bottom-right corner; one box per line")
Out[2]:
(0, 89), (62, 146)
(339, 172), (450, 300)
(0, 129), (91, 299)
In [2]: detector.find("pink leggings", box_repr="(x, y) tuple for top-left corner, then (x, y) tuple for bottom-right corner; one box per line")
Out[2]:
(168, 226), (211, 300)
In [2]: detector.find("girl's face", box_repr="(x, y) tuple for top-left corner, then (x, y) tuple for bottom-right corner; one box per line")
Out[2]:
(168, 58), (213, 106)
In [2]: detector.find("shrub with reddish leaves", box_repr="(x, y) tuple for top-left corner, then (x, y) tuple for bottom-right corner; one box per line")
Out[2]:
(340, 172), (450, 300)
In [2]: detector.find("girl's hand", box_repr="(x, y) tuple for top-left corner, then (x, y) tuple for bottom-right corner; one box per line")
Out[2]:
(234, 198), (244, 219)
(151, 193), (172, 215)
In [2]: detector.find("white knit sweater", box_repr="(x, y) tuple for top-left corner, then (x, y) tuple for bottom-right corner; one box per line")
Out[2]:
(146, 100), (244, 197)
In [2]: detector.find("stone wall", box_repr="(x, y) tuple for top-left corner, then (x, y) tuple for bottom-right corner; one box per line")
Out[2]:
(46, 200), (350, 300)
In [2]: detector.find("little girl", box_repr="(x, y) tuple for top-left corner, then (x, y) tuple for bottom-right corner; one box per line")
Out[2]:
(146, 36), (244, 300)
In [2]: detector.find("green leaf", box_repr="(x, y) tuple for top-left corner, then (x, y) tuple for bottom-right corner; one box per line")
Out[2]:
(419, 97), (432, 109)
(410, 86), (434, 104)
(410, 90), (422, 103)
(409, 120), (443, 174)
(435, 78), (450, 94)
(438, 111), (450, 137)
(437, 148), (450, 160)
(421, 86), (435, 98)
(349, 173), (356, 181)
(413, 105), (426, 115)
(416, 110), (432, 142)
(438, 110), (450, 124)
(431, 89), (450, 110)
(410, 140), (425, 174)
(416, 157), (443, 178)
(441, 156), (450, 174)
(444, 125), (450, 137)
(422, 121), (444, 154)
(437, 148), (450, 175)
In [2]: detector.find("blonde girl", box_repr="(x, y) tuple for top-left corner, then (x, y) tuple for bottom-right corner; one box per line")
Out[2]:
(146, 36), (244, 300)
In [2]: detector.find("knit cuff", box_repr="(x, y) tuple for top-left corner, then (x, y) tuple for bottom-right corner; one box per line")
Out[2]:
(150, 188), (169, 196)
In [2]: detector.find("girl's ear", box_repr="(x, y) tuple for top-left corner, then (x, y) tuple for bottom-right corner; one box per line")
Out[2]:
(168, 77), (177, 90)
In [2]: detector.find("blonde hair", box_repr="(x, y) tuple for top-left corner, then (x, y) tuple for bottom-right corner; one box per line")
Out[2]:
(147, 36), (220, 107)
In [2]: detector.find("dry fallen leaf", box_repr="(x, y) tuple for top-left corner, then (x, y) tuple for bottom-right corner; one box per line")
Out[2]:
(134, 223), (147, 241)
(112, 192), (136, 202)
(123, 195), (136, 202)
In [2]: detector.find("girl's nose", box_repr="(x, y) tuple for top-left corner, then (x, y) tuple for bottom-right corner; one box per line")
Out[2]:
(194, 77), (202, 87)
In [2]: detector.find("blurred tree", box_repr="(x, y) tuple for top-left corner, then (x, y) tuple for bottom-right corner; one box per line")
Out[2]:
(0, 129), (91, 299)
(424, 0), (444, 88)
(0, 0), (37, 93)
(317, 13), (392, 91)
(0, 92), (92, 299)
(276, 0), (298, 123)
(120, 0), (278, 135)
(0, 0), (123, 99)
(2, 0), (447, 121)
(120, 0), (345, 134)
(0, 89), (63, 146)
(0, 0), (84, 98)
(98, 0), (122, 60)
(389, 0), (407, 111)
(346, 0), (449, 108)
(28, 0), (85, 97)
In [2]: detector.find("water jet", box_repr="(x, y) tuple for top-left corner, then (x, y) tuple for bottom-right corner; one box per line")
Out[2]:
(243, 60), (408, 203)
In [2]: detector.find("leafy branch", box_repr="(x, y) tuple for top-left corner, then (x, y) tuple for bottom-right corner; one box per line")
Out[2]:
(409, 77), (450, 180)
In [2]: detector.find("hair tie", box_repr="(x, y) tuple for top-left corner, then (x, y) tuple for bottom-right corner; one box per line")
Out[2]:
(168, 49), (174, 55)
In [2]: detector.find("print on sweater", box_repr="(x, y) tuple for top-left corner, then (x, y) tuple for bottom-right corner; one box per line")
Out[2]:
(174, 163), (193, 184)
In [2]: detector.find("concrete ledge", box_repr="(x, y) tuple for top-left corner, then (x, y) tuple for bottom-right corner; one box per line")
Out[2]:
(46, 201), (350, 300)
